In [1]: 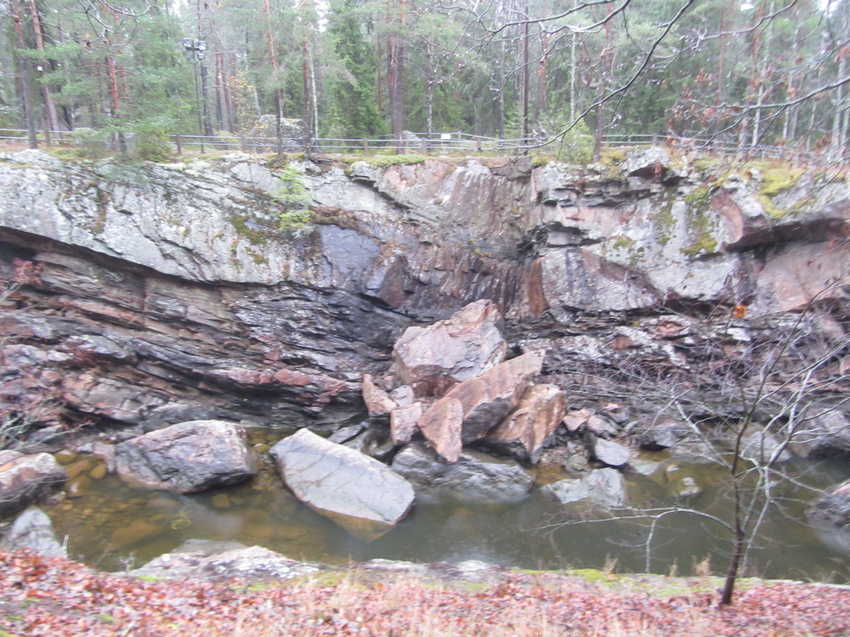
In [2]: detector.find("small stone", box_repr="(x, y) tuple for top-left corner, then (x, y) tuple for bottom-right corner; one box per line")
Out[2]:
(66, 475), (91, 498)
(586, 414), (619, 438)
(54, 449), (78, 464)
(328, 423), (367, 444)
(390, 402), (423, 445)
(563, 409), (592, 432)
(362, 374), (397, 417)
(591, 436), (631, 468)
(389, 385), (415, 408)
(109, 519), (160, 549)
(211, 493), (231, 508)
(88, 462), (108, 480)
(64, 459), (93, 479)
(674, 476), (701, 498)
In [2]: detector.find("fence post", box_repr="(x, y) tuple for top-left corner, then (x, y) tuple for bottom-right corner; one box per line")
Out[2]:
(176, 135), (183, 155)
(363, 139), (369, 155)
(241, 137), (247, 153)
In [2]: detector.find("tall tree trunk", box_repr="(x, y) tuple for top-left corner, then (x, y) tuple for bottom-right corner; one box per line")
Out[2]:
(262, 0), (284, 154)
(376, 37), (383, 114)
(386, 0), (405, 151)
(593, 2), (614, 162)
(539, 30), (549, 116)
(498, 38), (506, 139)
(425, 49), (433, 153)
(716, 3), (727, 113)
(522, 0), (530, 147)
(10, 0), (37, 148)
(569, 0), (577, 122)
(309, 43), (319, 140)
(830, 52), (847, 162)
(104, 45), (121, 116)
(27, 0), (59, 132)
(302, 34), (313, 151)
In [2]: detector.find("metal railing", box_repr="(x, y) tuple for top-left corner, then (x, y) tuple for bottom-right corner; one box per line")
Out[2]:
(0, 128), (839, 163)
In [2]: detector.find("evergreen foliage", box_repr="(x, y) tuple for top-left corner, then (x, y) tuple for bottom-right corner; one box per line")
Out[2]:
(0, 0), (846, 158)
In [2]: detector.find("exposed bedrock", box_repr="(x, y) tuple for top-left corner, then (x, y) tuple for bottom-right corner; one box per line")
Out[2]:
(0, 149), (848, 435)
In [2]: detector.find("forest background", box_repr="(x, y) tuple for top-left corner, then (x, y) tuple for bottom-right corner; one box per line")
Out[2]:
(0, 0), (848, 161)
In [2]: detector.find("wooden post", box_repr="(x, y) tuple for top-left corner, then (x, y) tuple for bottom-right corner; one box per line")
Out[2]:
(176, 135), (183, 154)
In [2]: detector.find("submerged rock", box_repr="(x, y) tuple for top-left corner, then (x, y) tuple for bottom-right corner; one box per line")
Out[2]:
(270, 429), (415, 541)
(391, 441), (533, 502)
(810, 479), (850, 529)
(114, 420), (258, 494)
(0, 507), (66, 557)
(544, 468), (628, 507)
(740, 428), (793, 464)
(790, 411), (850, 460)
(0, 451), (67, 517)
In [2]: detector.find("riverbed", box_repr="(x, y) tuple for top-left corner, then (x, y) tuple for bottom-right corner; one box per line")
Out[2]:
(45, 428), (850, 581)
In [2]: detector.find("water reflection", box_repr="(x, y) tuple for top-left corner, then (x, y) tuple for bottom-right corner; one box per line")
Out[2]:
(45, 433), (850, 582)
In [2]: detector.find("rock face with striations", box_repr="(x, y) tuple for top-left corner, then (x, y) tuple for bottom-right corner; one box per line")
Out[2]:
(0, 149), (847, 446)
(270, 429), (415, 540)
(114, 420), (258, 494)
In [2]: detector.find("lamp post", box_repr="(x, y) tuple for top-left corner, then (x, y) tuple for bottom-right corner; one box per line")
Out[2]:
(182, 37), (210, 152)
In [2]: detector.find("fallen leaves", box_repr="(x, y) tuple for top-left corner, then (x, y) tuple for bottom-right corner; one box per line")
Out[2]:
(1, 549), (849, 636)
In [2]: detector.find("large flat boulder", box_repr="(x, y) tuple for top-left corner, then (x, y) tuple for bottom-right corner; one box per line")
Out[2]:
(485, 384), (566, 463)
(270, 429), (415, 541)
(391, 442), (533, 502)
(114, 420), (258, 494)
(391, 300), (507, 397)
(0, 451), (67, 517)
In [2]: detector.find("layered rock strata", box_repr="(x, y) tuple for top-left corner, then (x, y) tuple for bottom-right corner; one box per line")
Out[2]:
(0, 149), (847, 442)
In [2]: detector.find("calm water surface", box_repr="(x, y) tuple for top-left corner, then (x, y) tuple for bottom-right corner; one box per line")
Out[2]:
(45, 429), (850, 581)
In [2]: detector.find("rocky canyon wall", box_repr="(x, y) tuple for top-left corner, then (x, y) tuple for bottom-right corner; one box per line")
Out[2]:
(0, 148), (847, 437)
